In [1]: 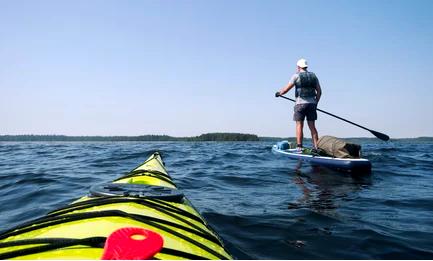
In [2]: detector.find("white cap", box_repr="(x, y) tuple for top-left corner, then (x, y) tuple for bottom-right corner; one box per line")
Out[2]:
(296, 58), (308, 68)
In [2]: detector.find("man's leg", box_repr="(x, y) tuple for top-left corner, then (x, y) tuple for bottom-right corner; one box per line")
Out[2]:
(296, 121), (304, 147)
(307, 121), (319, 149)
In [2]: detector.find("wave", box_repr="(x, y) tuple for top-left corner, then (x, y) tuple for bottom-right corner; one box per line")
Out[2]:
(1, 141), (433, 259)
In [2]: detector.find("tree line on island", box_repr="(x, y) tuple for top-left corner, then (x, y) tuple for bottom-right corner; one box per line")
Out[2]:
(0, 134), (429, 142)
(0, 133), (281, 142)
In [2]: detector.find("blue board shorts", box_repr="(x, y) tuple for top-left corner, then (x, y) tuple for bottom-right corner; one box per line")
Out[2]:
(293, 103), (317, 121)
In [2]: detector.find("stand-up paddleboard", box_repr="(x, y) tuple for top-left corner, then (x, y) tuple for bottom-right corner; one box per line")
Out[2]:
(272, 141), (371, 173)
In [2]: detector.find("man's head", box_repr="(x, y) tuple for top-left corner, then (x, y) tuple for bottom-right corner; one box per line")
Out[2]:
(296, 58), (308, 71)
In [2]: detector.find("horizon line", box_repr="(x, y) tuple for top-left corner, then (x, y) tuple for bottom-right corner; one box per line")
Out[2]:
(0, 133), (432, 140)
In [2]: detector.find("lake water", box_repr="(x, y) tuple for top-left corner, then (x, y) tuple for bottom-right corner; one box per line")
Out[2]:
(0, 140), (432, 259)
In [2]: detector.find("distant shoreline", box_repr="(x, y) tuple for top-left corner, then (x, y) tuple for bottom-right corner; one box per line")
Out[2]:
(0, 133), (431, 142)
(0, 133), (269, 142)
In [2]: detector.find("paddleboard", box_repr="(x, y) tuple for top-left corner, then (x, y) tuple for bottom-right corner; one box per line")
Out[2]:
(272, 141), (371, 172)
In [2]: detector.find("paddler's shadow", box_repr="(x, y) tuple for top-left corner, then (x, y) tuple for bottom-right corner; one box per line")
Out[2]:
(287, 161), (372, 217)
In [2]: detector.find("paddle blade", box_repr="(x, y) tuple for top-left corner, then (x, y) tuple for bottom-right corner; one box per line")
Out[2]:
(370, 130), (390, 141)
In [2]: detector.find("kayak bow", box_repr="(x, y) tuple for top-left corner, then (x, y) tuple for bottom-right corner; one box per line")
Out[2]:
(0, 152), (232, 260)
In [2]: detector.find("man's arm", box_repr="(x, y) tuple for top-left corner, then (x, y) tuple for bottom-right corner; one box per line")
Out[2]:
(276, 75), (297, 96)
(278, 82), (295, 96)
(315, 81), (322, 103)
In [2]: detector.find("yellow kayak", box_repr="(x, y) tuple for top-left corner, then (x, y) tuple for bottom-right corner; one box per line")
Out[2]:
(0, 152), (232, 260)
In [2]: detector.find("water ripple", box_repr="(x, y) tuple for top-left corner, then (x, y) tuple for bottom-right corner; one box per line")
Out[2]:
(0, 141), (433, 258)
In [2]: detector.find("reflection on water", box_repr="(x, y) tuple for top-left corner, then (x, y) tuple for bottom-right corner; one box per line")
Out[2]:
(288, 161), (372, 218)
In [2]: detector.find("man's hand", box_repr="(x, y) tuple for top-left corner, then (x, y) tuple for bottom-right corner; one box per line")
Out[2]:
(275, 91), (281, 97)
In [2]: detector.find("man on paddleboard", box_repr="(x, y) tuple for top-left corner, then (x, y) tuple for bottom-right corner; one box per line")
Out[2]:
(275, 58), (322, 151)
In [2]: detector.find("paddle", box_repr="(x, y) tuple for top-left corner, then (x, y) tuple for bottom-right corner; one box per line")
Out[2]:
(277, 94), (390, 141)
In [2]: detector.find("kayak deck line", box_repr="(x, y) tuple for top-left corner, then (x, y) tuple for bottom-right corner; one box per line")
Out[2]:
(0, 152), (232, 260)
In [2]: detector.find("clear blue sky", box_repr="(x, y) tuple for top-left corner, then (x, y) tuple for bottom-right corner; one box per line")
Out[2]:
(1, 0), (432, 138)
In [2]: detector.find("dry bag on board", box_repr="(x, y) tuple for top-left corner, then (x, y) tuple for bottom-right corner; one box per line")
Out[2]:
(317, 136), (361, 158)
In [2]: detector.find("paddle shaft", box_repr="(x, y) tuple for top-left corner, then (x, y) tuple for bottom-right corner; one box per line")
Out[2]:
(278, 95), (389, 141)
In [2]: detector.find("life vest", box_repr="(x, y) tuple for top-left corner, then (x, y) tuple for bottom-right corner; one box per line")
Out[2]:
(295, 71), (317, 98)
